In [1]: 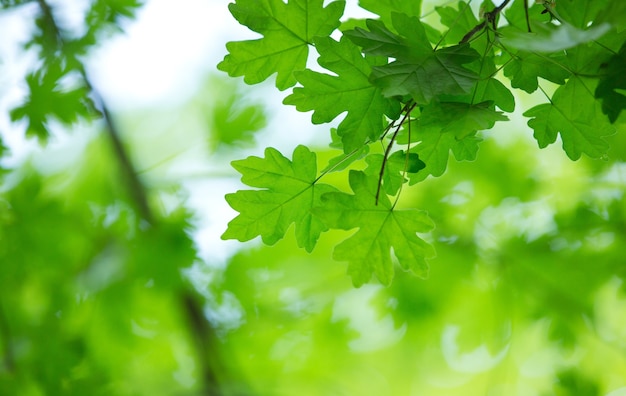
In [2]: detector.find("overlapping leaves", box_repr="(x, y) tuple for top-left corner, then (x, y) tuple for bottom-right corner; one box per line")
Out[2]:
(284, 36), (401, 152)
(220, 0), (626, 287)
(345, 12), (480, 104)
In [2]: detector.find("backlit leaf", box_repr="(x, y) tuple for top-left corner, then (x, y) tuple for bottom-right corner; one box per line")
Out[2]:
(284, 36), (400, 152)
(315, 170), (435, 286)
(222, 145), (337, 251)
(217, 0), (345, 90)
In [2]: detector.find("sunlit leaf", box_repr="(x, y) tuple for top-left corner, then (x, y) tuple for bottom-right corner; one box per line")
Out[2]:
(217, 0), (345, 90)
(284, 36), (400, 152)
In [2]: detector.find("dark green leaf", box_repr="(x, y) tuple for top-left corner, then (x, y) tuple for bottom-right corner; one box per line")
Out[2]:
(595, 42), (626, 122)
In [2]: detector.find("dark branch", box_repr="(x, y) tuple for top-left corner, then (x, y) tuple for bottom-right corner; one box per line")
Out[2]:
(0, 302), (15, 373)
(376, 103), (416, 205)
(460, 0), (513, 44)
(36, 0), (153, 224)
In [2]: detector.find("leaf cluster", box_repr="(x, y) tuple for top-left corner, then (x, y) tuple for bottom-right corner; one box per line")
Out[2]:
(219, 0), (626, 286)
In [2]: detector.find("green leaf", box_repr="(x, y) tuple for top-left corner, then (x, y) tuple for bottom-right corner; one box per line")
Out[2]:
(525, 78), (615, 160)
(9, 61), (96, 142)
(394, 102), (495, 182)
(408, 129), (482, 183)
(315, 170), (435, 286)
(364, 150), (425, 196)
(210, 83), (267, 148)
(346, 13), (480, 104)
(595, 42), (626, 123)
(436, 1), (479, 46)
(284, 36), (400, 152)
(503, 51), (570, 93)
(321, 146), (369, 173)
(217, 0), (345, 90)
(358, 0), (422, 26)
(500, 22), (611, 53)
(406, 101), (506, 139)
(222, 145), (337, 252)
(556, 0), (605, 29)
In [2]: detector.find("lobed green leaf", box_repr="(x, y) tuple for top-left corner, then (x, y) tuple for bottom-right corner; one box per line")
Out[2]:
(315, 170), (435, 287)
(217, 0), (345, 90)
(222, 145), (338, 251)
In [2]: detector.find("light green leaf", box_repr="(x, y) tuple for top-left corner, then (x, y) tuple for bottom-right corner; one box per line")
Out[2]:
(525, 77), (615, 160)
(436, 1), (479, 46)
(358, 0), (422, 26)
(501, 22), (611, 53)
(316, 170), (435, 287)
(284, 36), (400, 152)
(408, 128), (482, 183)
(217, 0), (345, 90)
(222, 145), (337, 251)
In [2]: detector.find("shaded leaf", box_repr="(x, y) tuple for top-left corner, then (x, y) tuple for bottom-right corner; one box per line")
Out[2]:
(364, 150), (425, 196)
(525, 78), (615, 160)
(346, 12), (480, 104)
(420, 101), (508, 137)
(595, 42), (626, 122)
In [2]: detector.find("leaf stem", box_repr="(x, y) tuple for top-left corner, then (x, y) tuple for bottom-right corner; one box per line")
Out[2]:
(376, 102), (416, 205)
(392, 114), (413, 210)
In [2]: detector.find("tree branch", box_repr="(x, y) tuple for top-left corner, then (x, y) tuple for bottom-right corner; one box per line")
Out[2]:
(34, 3), (223, 395)
(460, 0), (513, 44)
(0, 302), (15, 373)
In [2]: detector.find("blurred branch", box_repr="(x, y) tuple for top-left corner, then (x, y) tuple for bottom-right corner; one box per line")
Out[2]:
(34, 3), (225, 395)
(181, 292), (223, 396)
(36, 0), (153, 224)
(0, 302), (15, 373)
